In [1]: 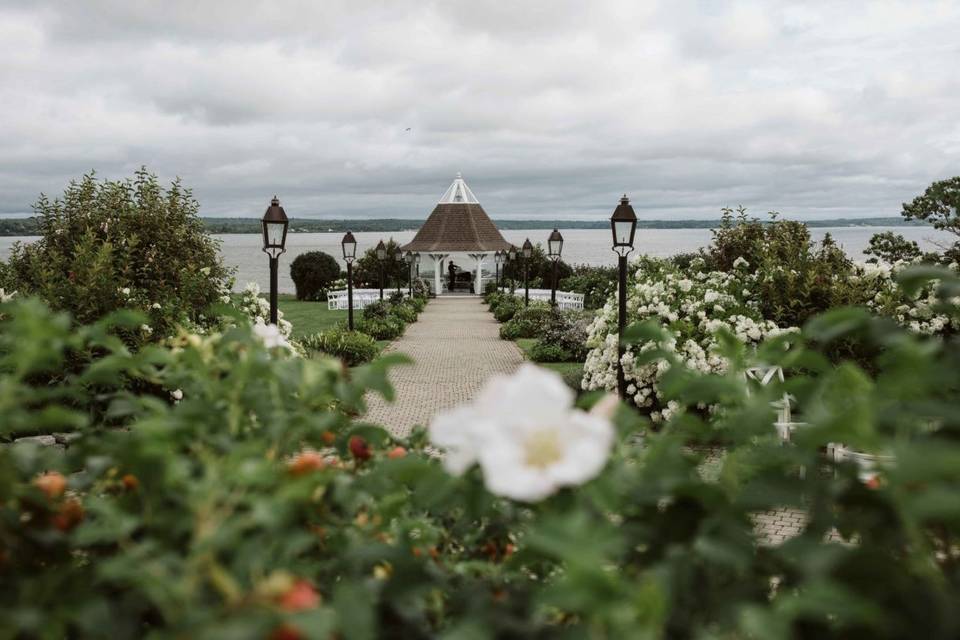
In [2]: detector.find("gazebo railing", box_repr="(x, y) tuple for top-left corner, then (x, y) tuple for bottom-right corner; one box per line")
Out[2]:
(497, 288), (584, 310)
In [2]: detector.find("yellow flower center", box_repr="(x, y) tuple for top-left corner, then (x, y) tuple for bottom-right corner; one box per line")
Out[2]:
(523, 429), (564, 470)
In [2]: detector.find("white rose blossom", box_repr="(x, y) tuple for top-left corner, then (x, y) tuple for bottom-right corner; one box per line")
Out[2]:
(429, 365), (615, 502)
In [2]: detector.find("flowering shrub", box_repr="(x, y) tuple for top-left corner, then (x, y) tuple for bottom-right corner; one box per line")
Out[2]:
(3, 269), (960, 638)
(498, 303), (553, 340)
(559, 264), (618, 310)
(583, 256), (795, 421)
(233, 281), (293, 339)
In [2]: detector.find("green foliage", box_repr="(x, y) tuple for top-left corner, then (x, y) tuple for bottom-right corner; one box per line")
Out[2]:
(289, 251), (341, 301)
(352, 238), (410, 289)
(501, 242), (572, 286)
(559, 264), (617, 310)
(704, 210), (855, 327)
(864, 231), (923, 264)
(4, 169), (231, 340)
(300, 327), (379, 366)
(528, 341), (570, 362)
(3, 274), (960, 638)
(492, 296), (522, 323)
(498, 303), (553, 340)
(901, 176), (960, 239)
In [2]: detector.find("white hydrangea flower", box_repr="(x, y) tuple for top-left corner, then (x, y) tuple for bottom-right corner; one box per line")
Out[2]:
(170, 389), (183, 401)
(140, 324), (153, 335)
(732, 257), (749, 269)
(151, 302), (162, 310)
(429, 365), (614, 502)
(253, 320), (292, 350)
(0, 289), (17, 302)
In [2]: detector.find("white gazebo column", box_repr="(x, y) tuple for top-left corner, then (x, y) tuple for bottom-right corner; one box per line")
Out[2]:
(475, 253), (485, 295)
(429, 253), (447, 295)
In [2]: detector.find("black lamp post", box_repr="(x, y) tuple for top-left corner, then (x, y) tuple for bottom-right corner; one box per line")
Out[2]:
(341, 231), (357, 331)
(547, 229), (563, 307)
(521, 238), (533, 307)
(508, 245), (518, 293)
(611, 195), (638, 399)
(494, 250), (504, 291)
(404, 251), (414, 297)
(261, 196), (289, 325)
(375, 240), (387, 301)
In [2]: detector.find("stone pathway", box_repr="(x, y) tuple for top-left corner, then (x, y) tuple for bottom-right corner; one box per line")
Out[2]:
(363, 297), (812, 545)
(363, 297), (524, 437)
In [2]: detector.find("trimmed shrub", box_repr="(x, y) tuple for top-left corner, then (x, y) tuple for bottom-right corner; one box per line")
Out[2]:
(390, 302), (418, 324)
(362, 300), (391, 321)
(356, 315), (405, 340)
(300, 328), (378, 366)
(290, 251), (341, 301)
(498, 304), (553, 340)
(492, 296), (522, 323)
(528, 341), (570, 362)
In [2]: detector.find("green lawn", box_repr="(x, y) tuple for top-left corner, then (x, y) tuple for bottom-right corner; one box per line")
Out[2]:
(276, 294), (348, 338)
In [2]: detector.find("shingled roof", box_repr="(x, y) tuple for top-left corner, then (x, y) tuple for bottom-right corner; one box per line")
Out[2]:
(401, 173), (513, 253)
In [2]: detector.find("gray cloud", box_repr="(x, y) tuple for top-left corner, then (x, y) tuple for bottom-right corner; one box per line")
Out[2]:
(0, 0), (958, 220)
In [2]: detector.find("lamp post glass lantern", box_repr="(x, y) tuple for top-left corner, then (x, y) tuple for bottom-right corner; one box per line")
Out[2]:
(375, 240), (387, 301)
(261, 196), (289, 325)
(547, 229), (563, 306)
(341, 231), (357, 331)
(522, 238), (533, 306)
(610, 195), (638, 399)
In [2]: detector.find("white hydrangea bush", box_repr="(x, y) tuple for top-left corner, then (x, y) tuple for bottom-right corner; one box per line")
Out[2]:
(582, 256), (795, 422)
(849, 259), (959, 336)
(234, 282), (293, 339)
(582, 255), (959, 422)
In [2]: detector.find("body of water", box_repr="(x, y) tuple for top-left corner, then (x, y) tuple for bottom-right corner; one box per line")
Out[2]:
(0, 226), (952, 295)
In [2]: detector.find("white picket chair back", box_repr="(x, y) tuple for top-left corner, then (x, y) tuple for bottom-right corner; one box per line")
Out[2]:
(497, 288), (584, 310)
(326, 289), (406, 311)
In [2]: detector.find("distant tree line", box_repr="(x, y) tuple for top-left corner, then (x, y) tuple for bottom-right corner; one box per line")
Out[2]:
(0, 216), (929, 236)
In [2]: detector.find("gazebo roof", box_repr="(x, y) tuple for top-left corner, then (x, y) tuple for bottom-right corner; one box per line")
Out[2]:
(401, 173), (513, 253)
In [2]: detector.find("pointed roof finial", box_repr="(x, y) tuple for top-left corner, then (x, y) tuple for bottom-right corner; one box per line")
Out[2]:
(438, 172), (479, 204)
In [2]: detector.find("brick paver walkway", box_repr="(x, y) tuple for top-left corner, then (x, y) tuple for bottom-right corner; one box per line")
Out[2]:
(363, 297), (524, 437)
(363, 297), (815, 545)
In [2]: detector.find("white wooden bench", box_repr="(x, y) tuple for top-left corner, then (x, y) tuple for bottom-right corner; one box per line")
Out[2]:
(327, 289), (407, 310)
(497, 288), (585, 310)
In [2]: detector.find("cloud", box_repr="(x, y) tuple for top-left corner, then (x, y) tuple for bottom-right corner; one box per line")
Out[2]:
(0, 0), (958, 220)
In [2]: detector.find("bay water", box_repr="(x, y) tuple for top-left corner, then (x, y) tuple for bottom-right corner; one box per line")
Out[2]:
(0, 226), (952, 295)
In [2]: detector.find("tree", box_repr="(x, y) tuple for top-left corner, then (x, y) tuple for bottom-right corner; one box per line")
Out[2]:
(290, 251), (341, 301)
(902, 176), (960, 239)
(352, 238), (409, 290)
(863, 231), (922, 264)
(501, 243), (572, 289)
(6, 168), (231, 339)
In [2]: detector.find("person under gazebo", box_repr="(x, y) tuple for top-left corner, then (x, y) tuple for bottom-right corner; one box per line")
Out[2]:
(447, 261), (457, 290)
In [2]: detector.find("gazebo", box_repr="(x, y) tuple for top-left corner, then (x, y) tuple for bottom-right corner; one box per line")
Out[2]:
(401, 173), (513, 295)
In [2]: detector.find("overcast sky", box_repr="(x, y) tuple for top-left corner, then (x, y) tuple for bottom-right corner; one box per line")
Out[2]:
(1, 1), (958, 220)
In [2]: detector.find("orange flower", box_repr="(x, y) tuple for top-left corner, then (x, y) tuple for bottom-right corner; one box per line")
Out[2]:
(52, 498), (84, 532)
(321, 431), (337, 445)
(387, 446), (407, 459)
(278, 580), (320, 612)
(122, 474), (140, 491)
(287, 451), (326, 476)
(34, 472), (67, 499)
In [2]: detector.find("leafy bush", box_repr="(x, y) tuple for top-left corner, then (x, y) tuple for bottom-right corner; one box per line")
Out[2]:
(356, 315), (405, 340)
(389, 302), (418, 324)
(289, 251), (341, 301)
(4, 169), (231, 341)
(864, 231), (924, 264)
(539, 309), (591, 360)
(528, 341), (570, 362)
(3, 269), (960, 638)
(498, 303), (553, 340)
(492, 296), (522, 323)
(300, 327), (379, 366)
(362, 300), (391, 321)
(559, 265), (617, 310)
